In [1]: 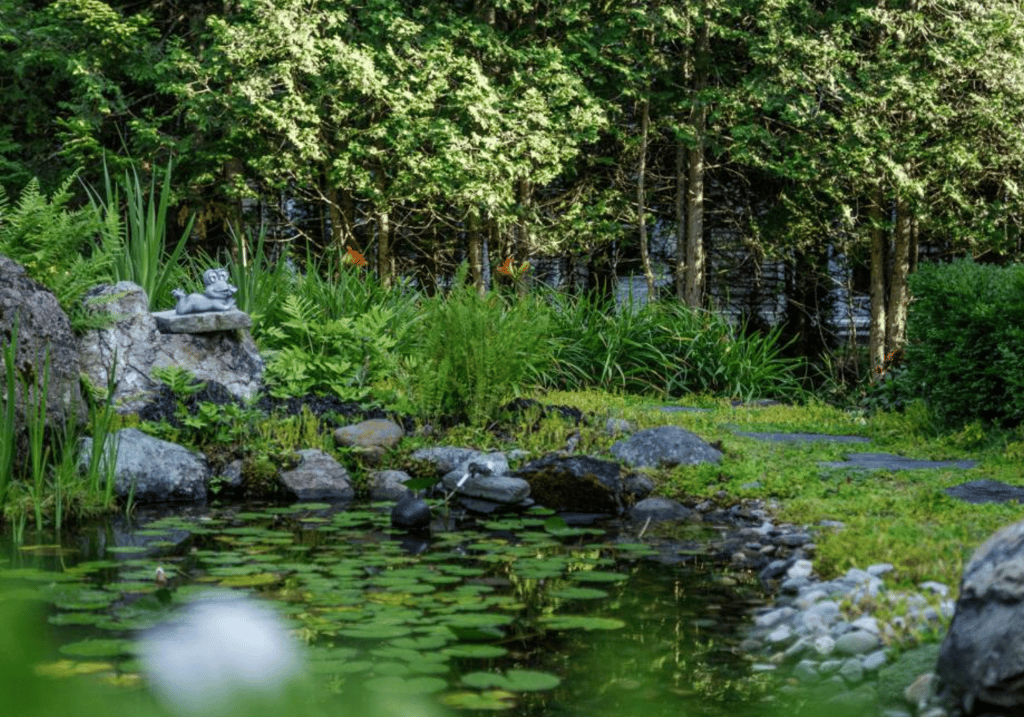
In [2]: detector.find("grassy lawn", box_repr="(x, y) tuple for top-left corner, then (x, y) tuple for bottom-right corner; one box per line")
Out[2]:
(502, 389), (1024, 594)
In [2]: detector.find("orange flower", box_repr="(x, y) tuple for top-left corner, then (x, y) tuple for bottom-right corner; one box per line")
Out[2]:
(497, 255), (514, 276)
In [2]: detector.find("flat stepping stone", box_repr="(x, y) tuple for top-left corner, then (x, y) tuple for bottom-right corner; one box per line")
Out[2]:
(657, 406), (711, 413)
(734, 431), (871, 444)
(819, 452), (977, 472)
(945, 479), (1024, 504)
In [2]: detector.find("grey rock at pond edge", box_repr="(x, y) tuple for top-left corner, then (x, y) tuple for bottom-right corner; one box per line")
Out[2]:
(279, 449), (353, 501)
(629, 497), (692, 522)
(409, 446), (482, 474)
(391, 494), (431, 531)
(441, 470), (530, 505)
(0, 255), (86, 442)
(515, 454), (626, 514)
(78, 428), (208, 503)
(79, 282), (263, 412)
(944, 479), (1024, 504)
(368, 469), (415, 501)
(152, 309), (252, 333)
(834, 630), (881, 656)
(937, 517), (1024, 713)
(610, 425), (722, 469)
(333, 418), (404, 450)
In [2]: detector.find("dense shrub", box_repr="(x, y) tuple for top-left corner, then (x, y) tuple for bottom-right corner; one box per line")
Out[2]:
(904, 258), (1024, 429)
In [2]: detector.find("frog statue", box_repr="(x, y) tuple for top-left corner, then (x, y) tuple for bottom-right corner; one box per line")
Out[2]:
(171, 268), (238, 315)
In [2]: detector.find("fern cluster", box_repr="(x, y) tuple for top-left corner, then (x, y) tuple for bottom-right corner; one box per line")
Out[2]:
(259, 294), (403, 402)
(403, 263), (554, 427)
(0, 174), (114, 330)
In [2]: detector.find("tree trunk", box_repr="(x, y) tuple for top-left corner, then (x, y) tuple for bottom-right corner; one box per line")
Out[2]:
(674, 141), (686, 301)
(869, 191), (887, 380)
(376, 173), (392, 288)
(327, 185), (355, 254)
(516, 177), (530, 297)
(637, 98), (655, 297)
(886, 195), (912, 356)
(467, 209), (485, 296)
(684, 10), (709, 309)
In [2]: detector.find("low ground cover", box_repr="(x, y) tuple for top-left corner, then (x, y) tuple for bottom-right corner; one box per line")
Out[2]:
(528, 389), (1022, 593)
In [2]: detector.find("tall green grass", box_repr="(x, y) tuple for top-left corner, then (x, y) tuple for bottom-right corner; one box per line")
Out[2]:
(536, 286), (807, 402)
(85, 157), (194, 309)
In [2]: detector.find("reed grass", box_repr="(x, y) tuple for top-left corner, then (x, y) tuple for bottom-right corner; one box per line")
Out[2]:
(85, 157), (194, 309)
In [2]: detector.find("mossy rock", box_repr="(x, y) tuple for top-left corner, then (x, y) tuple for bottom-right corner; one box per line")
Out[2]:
(516, 455), (622, 513)
(875, 642), (940, 708)
(241, 455), (282, 498)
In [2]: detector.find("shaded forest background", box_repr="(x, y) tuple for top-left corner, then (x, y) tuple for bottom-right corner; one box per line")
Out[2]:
(3, 0), (1024, 377)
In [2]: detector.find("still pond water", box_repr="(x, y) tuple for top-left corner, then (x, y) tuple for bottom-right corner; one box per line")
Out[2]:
(1, 501), (853, 717)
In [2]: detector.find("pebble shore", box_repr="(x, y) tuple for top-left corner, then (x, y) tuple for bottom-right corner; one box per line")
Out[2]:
(716, 501), (956, 717)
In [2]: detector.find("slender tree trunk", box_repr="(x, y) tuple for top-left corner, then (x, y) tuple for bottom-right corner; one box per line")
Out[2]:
(886, 195), (912, 356)
(869, 190), (887, 380)
(375, 173), (392, 288)
(467, 209), (485, 296)
(674, 141), (686, 301)
(516, 177), (530, 297)
(327, 186), (355, 253)
(637, 98), (655, 297)
(684, 10), (709, 309)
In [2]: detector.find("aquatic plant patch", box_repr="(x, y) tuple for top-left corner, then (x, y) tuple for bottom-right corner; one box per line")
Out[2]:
(1, 502), (784, 716)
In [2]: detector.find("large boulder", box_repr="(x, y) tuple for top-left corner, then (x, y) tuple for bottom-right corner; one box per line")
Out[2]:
(78, 282), (263, 413)
(79, 428), (208, 503)
(610, 425), (723, 468)
(279, 449), (353, 501)
(0, 255), (85, 458)
(937, 518), (1024, 713)
(515, 454), (628, 514)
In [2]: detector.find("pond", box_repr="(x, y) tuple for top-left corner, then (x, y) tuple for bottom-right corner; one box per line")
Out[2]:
(0, 501), (860, 717)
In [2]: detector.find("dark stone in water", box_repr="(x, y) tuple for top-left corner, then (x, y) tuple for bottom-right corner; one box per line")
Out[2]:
(391, 495), (431, 531)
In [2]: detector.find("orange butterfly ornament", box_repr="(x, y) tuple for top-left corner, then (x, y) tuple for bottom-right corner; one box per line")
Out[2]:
(345, 246), (368, 267)
(497, 255), (530, 279)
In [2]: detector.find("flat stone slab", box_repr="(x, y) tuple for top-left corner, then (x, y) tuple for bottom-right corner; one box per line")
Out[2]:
(657, 406), (711, 413)
(819, 452), (977, 472)
(945, 479), (1024, 504)
(735, 431), (871, 444)
(152, 309), (252, 333)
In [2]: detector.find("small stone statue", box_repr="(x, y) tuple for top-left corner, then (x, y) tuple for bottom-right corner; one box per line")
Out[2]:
(171, 268), (238, 315)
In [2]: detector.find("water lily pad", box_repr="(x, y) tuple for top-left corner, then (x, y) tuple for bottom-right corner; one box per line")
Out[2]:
(463, 669), (561, 692)
(440, 690), (516, 710)
(105, 546), (151, 554)
(293, 502), (332, 511)
(364, 675), (447, 695)
(2, 568), (80, 582)
(59, 638), (133, 658)
(217, 572), (281, 588)
(19, 544), (77, 556)
(441, 644), (507, 658)
(51, 588), (118, 611)
(550, 586), (608, 600)
(338, 624), (413, 639)
(567, 570), (627, 583)
(440, 613), (514, 629)
(35, 659), (115, 677)
(539, 615), (625, 631)
(48, 612), (108, 626)
(390, 634), (451, 651)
